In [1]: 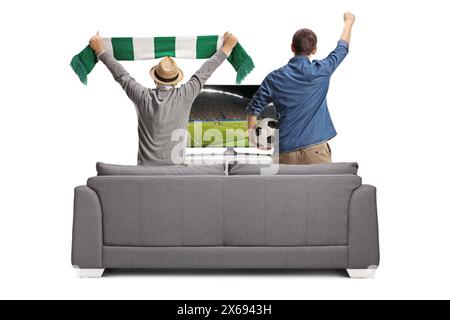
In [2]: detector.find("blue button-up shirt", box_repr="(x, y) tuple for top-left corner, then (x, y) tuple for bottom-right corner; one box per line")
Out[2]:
(247, 40), (349, 153)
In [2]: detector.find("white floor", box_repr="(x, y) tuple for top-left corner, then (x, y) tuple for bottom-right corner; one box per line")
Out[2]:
(1, 248), (449, 299)
(1, 265), (448, 300)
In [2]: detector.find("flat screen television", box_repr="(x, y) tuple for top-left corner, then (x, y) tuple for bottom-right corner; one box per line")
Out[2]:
(187, 85), (276, 152)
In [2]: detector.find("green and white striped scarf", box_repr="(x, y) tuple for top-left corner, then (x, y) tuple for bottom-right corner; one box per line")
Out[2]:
(70, 35), (254, 85)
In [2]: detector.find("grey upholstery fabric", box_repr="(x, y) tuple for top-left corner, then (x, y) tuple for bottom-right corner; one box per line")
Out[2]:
(348, 185), (380, 268)
(222, 176), (361, 246)
(228, 162), (358, 176)
(96, 162), (225, 176)
(89, 177), (224, 246)
(102, 246), (348, 269)
(71, 186), (103, 268)
(87, 175), (361, 247)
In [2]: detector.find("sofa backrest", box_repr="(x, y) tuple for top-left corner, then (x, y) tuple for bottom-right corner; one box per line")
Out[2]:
(88, 175), (361, 248)
(97, 162), (226, 176)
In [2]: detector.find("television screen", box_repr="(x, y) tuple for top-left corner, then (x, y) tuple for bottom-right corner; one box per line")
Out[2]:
(188, 85), (276, 148)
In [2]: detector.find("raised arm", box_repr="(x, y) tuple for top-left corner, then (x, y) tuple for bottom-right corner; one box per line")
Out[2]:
(89, 32), (146, 104)
(320, 13), (355, 74)
(182, 32), (238, 99)
(341, 12), (355, 43)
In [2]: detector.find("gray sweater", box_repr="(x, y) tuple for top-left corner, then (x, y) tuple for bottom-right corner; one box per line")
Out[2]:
(99, 50), (227, 166)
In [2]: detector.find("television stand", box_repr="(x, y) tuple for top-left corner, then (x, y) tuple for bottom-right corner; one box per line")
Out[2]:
(223, 147), (238, 156)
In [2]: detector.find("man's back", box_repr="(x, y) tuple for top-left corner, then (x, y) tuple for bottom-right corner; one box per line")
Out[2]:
(247, 40), (349, 153)
(134, 87), (193, 166)
(98, 50), (228, 165)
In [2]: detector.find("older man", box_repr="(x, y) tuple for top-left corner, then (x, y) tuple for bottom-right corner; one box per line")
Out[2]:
(89, 32), (238, 166)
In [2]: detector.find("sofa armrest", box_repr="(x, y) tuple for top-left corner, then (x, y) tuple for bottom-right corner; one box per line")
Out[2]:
(71, 186), (103, 269)
(348, 184), (380, 269)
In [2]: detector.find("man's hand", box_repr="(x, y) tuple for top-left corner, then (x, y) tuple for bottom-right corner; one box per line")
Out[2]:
(89, 31), (105, 55)
(341, 13), (355, 43)
(221, 32), (238, 55)
(247, 115), (258, 148)
(344, 12), (355, 25)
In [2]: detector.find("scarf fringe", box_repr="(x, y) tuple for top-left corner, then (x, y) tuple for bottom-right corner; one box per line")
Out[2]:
(235, 55), (255, 84)
(70, 54), (89, 85)
(70, 45), (98, 85)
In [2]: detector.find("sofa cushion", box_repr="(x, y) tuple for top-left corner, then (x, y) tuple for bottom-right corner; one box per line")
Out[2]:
(97, 162), (225, 176)
(228, 162), (358, 176)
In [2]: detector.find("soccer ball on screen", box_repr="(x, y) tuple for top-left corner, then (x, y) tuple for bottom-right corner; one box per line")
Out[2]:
(253, 118), (278, 149)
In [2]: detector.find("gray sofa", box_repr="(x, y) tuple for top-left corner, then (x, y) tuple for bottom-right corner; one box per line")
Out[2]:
(72, 162), (379, 278)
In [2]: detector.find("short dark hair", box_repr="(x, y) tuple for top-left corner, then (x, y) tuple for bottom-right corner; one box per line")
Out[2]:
(292, 28), (317, 55)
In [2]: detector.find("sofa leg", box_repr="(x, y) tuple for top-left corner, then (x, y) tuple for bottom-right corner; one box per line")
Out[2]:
(75, 268), (105, 278)
(347, 268), (376, 279)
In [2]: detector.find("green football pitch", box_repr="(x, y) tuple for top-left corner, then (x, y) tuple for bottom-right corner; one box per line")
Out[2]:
(187, 121), (249, 147)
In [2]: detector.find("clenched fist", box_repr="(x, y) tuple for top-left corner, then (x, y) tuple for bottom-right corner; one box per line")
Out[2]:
(89, 31), (105, 55)
(221, 32), (238, 55)
(344, 12), (355, 25)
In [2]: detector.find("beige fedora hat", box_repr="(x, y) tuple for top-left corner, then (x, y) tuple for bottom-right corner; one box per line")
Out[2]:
(150, 56), (184, 85)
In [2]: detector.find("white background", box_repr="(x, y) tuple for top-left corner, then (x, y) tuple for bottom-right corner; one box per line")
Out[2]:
(1, 0), (449, 299)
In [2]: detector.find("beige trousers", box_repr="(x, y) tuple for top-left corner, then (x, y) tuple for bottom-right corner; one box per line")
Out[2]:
(278, 142), (332, 165)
